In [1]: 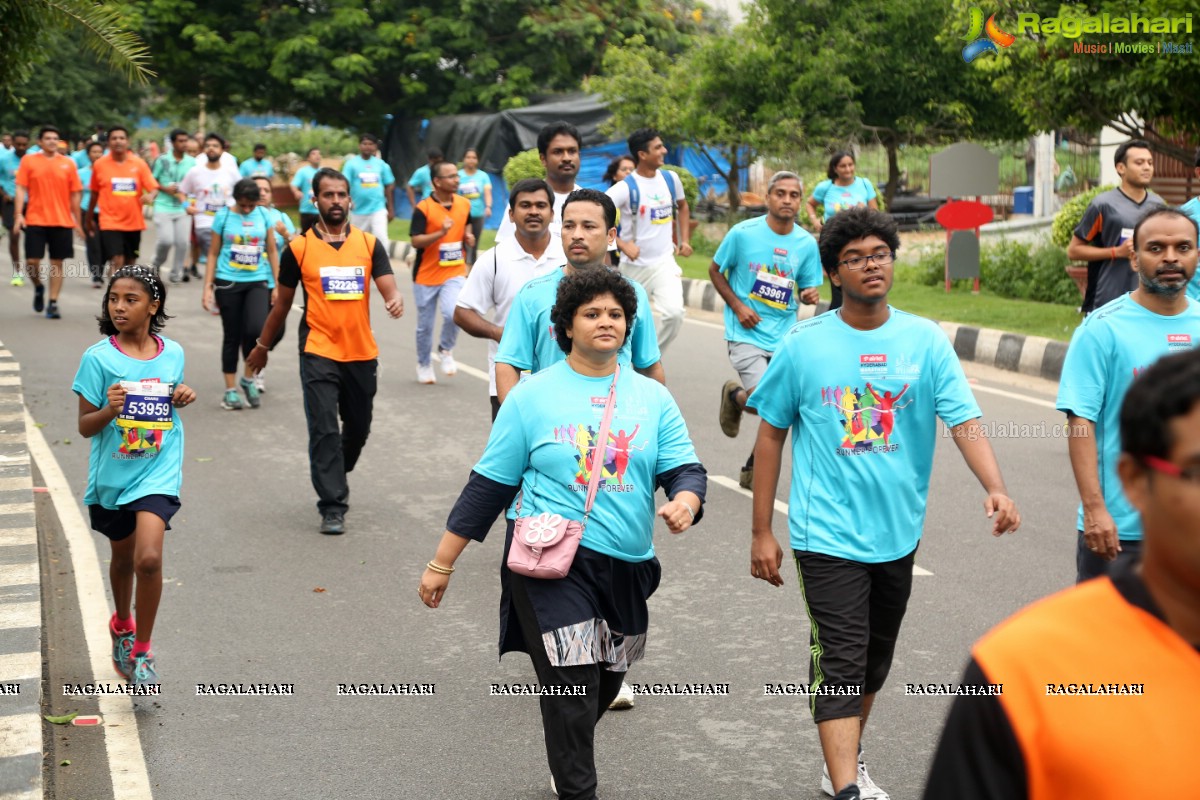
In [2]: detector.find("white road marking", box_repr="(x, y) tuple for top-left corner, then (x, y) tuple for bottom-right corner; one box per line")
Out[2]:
(969, 383), (1057, 411)
(683, 316), (724, 331)
(709, 474), (934, 576)
(24, 410), (154, 800)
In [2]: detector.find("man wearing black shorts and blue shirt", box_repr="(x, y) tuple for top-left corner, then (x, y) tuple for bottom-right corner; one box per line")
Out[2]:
(747, 207), (1021, 800)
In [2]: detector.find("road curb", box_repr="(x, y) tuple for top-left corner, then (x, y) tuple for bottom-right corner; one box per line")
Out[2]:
(680, 278), (1067, 383)
(0, 340), (42, 800)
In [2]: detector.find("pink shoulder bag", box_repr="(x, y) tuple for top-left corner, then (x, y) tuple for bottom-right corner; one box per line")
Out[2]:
(507, 365), (620, 579)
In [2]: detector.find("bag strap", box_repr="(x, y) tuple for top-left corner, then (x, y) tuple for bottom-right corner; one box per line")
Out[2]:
(623, 173), (639, 243)
(583, 364), (620, 521)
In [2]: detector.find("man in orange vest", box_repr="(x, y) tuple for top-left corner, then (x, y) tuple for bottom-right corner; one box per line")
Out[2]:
(409, 160), (474, 384)
(247, 168), (404, 535)
(924, 343), (1200, 799)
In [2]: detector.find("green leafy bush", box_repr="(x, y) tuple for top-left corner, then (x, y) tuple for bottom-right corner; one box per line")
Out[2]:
(1051, 184), (1114, 249)
(502, 149), (544, 186)
(662, 164), (699, 208)
(910, 240), (1076, 305)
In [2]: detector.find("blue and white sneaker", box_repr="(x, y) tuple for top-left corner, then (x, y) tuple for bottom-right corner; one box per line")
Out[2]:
(239, 376), (261, 409)
(130, 654), (159, 688)
(109, 617), (135, 679)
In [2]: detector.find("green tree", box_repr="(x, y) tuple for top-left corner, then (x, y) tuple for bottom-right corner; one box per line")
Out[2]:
(0, 0), (152, 106)
(952, 0), (1198, 163)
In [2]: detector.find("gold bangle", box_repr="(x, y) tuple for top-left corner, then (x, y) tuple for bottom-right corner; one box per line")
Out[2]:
(426, 560), (454, 575)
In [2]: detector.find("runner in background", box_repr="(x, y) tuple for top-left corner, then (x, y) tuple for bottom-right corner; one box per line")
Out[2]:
(343, 133), (395, 254)
(79, 142), (105, 287)
(87, 125), (158, 273)
(405, 148), (443, 208)
(807, 152), (879, 311)
(179, 134), (240, 283)
(603, 155), (636, 268)
(151, 129), (196, 284)
(252, 174), (297, 394)
(1, 131), (30, 285)
(495, 122), (582, 244)
(239, 143), (274, 179)
(457, 148), (492, 267)
(291, 148), (322, 233)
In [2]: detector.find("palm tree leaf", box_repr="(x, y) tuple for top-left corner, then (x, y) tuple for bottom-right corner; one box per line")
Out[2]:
(41, 0), (156, 84)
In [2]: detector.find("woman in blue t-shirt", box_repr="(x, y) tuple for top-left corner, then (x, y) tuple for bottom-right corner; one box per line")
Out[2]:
(807, 151), (879, 310)
(457, 148), (492, 267)
(202, 178), (278, 411)
(418, 268), (707, 799)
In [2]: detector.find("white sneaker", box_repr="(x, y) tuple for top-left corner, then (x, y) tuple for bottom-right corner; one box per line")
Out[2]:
(550, 774), (557, 796)
(608, 681), (635, 710)
(438, 349), (458, 376)
(821, 757), (889, 800)
(417, 364), (437, 384)
(254, 371), (266, 394)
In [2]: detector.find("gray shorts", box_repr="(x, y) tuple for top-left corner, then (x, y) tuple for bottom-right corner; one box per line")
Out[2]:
(727, 341), (773, 390)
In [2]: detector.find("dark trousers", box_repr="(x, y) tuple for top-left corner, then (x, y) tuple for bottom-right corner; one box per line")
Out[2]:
(466, 215), (485, 265)
(1076, 531), (1142, 583)
(85, 216), (104, 280)
(300, 354), (377, 514)
(214, 280), (270, 374)
(509, 573), (625, 800)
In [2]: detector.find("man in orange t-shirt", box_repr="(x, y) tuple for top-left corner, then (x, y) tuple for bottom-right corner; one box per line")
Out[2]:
(409, 160), (474, 384)
(13, 126), (82, 319)
(86, 125), (158, 271)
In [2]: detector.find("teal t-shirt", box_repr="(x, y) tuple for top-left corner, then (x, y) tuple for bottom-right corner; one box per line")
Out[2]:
(79, 165), (93, 211)
(747, 308), (980, 562)
(1056, 294), (1200, 540)
(239, 158), (275, 179)
(474, 361), (698, 562)
(73, 337), (187, 509)
(0, 149), (18, 196)
(457, 169), (492, 217)
(495, 266), (661, 374)
(211, 206), (272, 283)
(812, 177), (878, 221)
(343, 155), (395, 215)
(408, 164), (433, 201)
(152, 153), (196, 212)
(713, 216), (823, 350)
(71, 149), (91, 169)
(1180, 198), (1200, 301)
(259, 206), (294, 288)
(291, 164), (319, 214)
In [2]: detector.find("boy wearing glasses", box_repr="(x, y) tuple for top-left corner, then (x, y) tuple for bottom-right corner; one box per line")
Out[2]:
(746, 206), (1021, 800)
(1057, 207), (1200, 583)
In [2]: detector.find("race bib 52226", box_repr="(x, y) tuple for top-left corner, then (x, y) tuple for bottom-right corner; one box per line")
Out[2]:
(320, 266), (365, 300)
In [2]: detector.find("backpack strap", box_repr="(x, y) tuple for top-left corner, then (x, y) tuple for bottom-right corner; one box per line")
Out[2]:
(623, 173), (640, 243)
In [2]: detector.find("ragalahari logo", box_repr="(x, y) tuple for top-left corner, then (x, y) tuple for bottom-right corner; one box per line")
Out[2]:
(962, 7), (1016, 62)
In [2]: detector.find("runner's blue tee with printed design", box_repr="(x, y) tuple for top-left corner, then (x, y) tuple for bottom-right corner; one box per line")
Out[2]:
(748, 308), (980, 563)
(714, 215), (823, 350)
(211, 206), (272, 283)
(1056, 294), (1200, 540)
(291, 164), (319, 215)
(73, 337), (186, 509)
(811, 177), (877, 221)
(457, 169), (492, 218)
(474, 361), (697, 562)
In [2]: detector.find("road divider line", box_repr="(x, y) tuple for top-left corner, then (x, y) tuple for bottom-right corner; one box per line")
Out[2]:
(683, 316), (724, 331)
(24, 409), (154, 800)
(709, 474), (933, 576)
(969, 383), (1057, 411)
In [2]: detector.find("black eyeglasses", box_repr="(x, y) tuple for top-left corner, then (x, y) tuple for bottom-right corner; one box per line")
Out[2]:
(1142, 455), (1200, 484)
(837, 251), (896, 271)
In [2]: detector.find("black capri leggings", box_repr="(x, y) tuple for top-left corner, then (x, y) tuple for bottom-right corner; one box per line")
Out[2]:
(467, 215), (485, 266)
(214, 279), (270, 374)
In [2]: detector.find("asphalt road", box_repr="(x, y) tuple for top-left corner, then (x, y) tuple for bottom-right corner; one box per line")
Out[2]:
(2, 240), (1075, 800)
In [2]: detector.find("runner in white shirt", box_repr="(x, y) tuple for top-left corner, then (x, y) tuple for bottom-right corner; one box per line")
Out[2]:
(605, 127), (693, 351)
(179, 134), (241, 276)
(455, 178), (565, 419)
(495, 121), (582, 244)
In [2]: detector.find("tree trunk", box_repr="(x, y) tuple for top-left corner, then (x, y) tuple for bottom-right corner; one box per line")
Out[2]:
(726, 155), (741, 214)
(884, 137), (899, 207)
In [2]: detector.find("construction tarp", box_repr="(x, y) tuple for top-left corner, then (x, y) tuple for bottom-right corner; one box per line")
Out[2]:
(382, 94), (741, 228)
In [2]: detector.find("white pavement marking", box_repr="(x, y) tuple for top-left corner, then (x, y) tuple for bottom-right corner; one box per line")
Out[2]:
(709, 474), (934, 576)
(0, 712), (41, 760)
(0, 560), (38, 587)
(683, 316), (724, 332)
(969, 383), (1057, 411)
(24, 410), (154, 800)
(431, 352), (489, 383)
(0, 650), (39, 681)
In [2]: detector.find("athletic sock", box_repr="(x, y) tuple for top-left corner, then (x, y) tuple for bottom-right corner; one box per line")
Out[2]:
(112, 613), (135, 634)
(132, 640), (151, 657)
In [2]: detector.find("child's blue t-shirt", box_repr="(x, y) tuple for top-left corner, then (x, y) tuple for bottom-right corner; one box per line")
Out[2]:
(812, 177), (877, 221)
(212, 206), (272, 283)
(1056, 294), (1200, 540)
(713, 215), (823, 351)
(73, 337), (186, 509)
(495, 266), (660, 374)
(475, 361), (698, 562)
(748, 308), (980, 563)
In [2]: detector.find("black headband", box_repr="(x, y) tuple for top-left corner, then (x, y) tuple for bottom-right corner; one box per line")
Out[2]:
(112, 266), (161, 302)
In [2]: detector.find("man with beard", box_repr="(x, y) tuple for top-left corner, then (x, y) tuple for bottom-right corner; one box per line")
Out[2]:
(247, 168), (404, 535)
(494, 188), (664, 404)
(709, 171), (823, 488)
(495, 121), (583, 244)
(1058, 208), (1200, 582)
(454, 178), (564, 419)
(1068, 139), (1165, 314)
(86, 125), (158, 273)
(179, 134), (240, 284)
